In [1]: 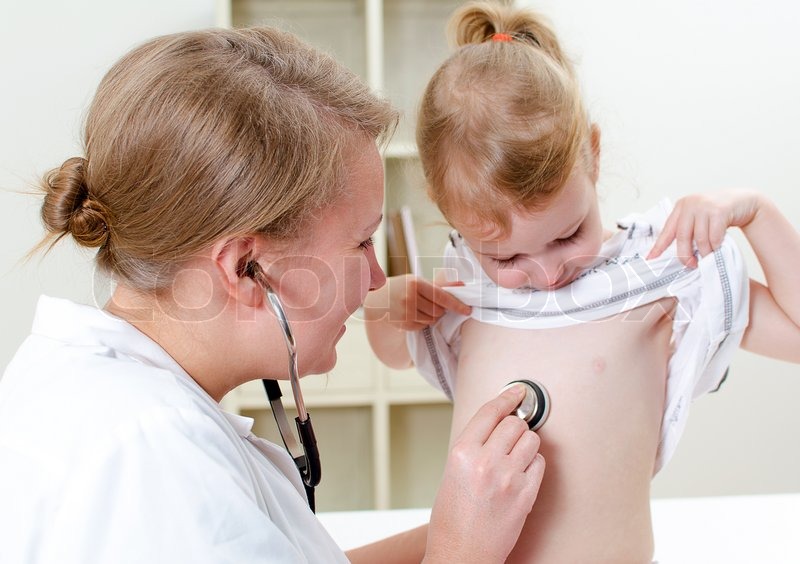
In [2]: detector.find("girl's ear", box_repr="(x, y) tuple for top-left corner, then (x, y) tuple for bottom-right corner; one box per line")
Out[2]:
(589, 123), (602, 184)
(210, 236), (263, 308)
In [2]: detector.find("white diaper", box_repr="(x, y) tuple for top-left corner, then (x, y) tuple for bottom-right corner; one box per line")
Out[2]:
(407, 199), (750, 473)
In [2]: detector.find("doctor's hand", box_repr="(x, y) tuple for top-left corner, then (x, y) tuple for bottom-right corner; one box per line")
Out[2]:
(369, 274), (472, 331)
(647, 190), (764, 267)
(425, 386), (545, 564)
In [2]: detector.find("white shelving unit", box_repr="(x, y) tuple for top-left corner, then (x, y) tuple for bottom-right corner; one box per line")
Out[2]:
(216, 0), (463, 511)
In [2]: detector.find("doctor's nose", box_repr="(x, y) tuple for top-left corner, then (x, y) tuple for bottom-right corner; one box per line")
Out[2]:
(367, 246), (386, 291)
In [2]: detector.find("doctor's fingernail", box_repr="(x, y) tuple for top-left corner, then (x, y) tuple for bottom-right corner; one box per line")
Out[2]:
(502, 384), (526, 399)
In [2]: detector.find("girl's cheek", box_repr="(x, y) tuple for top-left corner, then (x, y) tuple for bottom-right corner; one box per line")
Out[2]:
(569, 237), (605, 268)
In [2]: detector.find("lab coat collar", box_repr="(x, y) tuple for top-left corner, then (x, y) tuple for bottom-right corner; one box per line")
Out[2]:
(31, 295), (255, 437)
(32, 295), (186, 375)
(222, 411), (256, 438)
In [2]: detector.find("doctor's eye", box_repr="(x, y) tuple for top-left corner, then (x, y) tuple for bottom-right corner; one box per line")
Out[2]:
(358, 237), (374, 250)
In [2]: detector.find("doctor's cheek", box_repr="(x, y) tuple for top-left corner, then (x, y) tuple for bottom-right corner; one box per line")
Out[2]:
(342, 255), (377, 315)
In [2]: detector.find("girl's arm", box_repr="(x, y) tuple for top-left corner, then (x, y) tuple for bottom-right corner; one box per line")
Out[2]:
(737, 196), (800, 361)
(364, 274), (471, 370)
(648, 190), (800, 362)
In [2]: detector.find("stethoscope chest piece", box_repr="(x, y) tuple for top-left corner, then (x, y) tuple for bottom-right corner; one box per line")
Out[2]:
(501, 379), (550, 431)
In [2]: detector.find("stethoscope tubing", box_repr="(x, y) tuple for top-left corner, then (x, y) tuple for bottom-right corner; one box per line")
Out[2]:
(248, 261), (321, 512)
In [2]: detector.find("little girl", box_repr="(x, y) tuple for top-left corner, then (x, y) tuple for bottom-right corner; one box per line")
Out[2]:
(364, 1), (800, 562)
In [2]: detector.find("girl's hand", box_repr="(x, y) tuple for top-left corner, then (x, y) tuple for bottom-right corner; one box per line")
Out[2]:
(647, 190), (764, 267)
(379, 274), (472, 331)
(425, 386), (545, 563)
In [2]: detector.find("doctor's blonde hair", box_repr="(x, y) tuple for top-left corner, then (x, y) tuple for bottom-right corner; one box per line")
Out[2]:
(37, 26), (397, 291)
(417, 0), (594, 236)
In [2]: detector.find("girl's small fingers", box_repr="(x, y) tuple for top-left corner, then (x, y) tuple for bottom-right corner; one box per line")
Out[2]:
(708, 214), (727, 251)
(434, 288), (472, 316)
(411, 314), (438, 328)
(694, 215), (713, 257)
(675, 215), (696, 267)
(648, 212), (678, 259)
(414, 294), (440, 318)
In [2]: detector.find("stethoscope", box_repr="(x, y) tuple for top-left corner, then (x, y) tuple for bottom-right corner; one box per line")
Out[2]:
(501, 379), (550, 431)
(244, 262), (551, 513)
(246, 261), (321, 513)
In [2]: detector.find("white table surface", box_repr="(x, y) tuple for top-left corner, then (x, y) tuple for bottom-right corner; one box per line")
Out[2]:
(318, 493), (800, 563)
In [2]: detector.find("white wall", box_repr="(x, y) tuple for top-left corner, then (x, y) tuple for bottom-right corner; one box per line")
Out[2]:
(0, 0), (217, 363)
(2, 0), (798, 499)
(519, 0), (800, 496)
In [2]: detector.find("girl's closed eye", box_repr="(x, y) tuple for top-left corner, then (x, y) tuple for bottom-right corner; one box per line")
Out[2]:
(554, 224), (583, 247)
(358, 236), (374, 250)
(492, 254), (520, 268)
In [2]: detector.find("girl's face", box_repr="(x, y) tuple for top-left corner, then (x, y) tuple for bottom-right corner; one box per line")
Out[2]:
(457, 167), (605, 290)
(263, 138), (386, 375)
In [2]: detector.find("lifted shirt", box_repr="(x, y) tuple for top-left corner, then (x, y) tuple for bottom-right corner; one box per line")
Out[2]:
(408, 199), (749, 473)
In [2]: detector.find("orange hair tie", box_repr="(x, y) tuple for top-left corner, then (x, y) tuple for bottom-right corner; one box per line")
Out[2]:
(492, 33), (514, 43)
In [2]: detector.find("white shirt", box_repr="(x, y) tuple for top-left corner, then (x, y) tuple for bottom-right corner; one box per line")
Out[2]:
(408, 200), (750, 473)
(0, 296), (348, 564)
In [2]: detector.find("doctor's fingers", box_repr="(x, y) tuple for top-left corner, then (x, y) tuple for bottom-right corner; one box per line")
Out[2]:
(505, 454), (545, 517)
(521, 454), (546, 506)
(483, 415), (534, 456)
(508, 429), (543, 470)
(458, 385), (529, 446)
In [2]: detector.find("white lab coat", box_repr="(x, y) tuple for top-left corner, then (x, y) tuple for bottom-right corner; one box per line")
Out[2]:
(0, 295), (349, 563)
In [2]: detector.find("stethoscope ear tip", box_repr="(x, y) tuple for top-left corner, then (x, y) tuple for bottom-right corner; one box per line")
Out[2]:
(500, 379), (550, 431)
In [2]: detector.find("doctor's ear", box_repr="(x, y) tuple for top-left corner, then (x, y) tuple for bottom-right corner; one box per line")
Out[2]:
(210, 236), (264, 308)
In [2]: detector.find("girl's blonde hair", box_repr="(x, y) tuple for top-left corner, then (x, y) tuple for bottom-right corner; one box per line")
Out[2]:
(417, 1), (590, 236)
(38, 26), (397, 291)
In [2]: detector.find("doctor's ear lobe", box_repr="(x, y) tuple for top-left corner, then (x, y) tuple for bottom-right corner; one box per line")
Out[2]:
(210, 237), (263, 308)
(235, 268), (264, 308)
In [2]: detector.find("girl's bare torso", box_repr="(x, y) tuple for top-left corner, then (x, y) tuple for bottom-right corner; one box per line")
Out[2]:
(452, 298), (676, 563)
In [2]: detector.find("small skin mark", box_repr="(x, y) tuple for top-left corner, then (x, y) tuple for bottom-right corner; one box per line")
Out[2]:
(592, 356), (607, 375)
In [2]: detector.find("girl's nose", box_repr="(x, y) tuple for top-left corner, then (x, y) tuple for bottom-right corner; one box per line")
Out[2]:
(529, 258), (566, 290)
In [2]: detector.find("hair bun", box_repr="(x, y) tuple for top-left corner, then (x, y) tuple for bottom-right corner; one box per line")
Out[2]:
(448, 1), (567, 67)
(41, 157), (110, 248)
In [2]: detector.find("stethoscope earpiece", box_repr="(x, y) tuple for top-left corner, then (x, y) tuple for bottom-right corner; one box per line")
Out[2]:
(501, 379), (550, 431)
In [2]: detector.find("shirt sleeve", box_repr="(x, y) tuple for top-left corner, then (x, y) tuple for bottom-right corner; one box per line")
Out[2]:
(654, 233), (750, 473)
(406, 314), (469, 401)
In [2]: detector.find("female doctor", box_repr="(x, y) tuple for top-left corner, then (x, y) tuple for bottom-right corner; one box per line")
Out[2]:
(0, 25), (545, 564)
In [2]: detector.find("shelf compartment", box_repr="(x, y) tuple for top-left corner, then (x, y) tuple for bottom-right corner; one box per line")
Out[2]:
(244, 405), (375, 511)
(232, 0), (367, 79)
